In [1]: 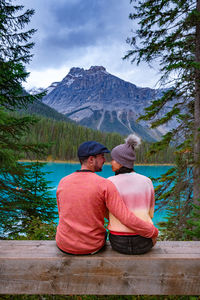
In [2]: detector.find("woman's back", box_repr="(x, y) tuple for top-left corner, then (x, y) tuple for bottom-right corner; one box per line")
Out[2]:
(108, 172), (154, 233)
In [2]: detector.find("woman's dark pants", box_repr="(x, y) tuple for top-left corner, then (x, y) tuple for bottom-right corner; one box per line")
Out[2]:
(109, 233), (153, 255)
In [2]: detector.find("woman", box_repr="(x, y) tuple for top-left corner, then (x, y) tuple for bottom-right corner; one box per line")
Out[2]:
(107, 134), (156, 254)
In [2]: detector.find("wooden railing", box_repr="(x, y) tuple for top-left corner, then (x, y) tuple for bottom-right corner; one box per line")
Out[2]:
(0, 240), (200, 295)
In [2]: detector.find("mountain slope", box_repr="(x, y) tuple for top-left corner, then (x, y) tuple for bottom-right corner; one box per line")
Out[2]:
(21, 98), (73, 123)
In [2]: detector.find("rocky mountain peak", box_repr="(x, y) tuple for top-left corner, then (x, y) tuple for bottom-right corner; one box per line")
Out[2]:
(88, 66), (107, 73)
(66, 66), (107, 78)
(68, 67), (84, 77)
(63, 66), (109, 80)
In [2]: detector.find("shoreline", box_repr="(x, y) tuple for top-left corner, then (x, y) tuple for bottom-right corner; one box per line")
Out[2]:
(18, 160), (174, 166)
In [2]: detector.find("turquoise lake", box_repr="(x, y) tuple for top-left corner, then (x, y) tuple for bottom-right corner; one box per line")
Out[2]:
(42, 163), (172, 226)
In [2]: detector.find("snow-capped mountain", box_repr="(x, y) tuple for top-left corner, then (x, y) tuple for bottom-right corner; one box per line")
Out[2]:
(42, 66), (167, 141)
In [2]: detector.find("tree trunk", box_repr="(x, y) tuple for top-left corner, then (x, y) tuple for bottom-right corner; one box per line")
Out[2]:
(194, 0), (200, 206)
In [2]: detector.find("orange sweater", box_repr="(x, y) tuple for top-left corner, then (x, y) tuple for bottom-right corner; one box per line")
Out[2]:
(56, 171), (158, 254)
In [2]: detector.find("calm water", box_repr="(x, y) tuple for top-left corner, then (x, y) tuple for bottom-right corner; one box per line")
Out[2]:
(42, 163), (172, 226)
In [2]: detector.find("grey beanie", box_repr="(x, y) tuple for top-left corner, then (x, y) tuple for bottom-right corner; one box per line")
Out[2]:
(111, 134), (141, 169)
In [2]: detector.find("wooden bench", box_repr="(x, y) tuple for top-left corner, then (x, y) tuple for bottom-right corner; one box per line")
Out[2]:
(0, 240), (200, 295)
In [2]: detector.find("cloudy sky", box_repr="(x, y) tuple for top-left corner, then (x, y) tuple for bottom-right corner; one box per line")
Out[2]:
(20, 0), (160, 90)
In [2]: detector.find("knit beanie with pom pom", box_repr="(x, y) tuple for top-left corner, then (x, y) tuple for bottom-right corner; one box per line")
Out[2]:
(111, 134), (141, 169)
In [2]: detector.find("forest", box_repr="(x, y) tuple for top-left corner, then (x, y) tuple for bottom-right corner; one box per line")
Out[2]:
(18, 113), (176, 164)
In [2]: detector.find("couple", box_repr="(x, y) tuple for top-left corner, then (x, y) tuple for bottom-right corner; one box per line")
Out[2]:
(56, 134), (158, 255)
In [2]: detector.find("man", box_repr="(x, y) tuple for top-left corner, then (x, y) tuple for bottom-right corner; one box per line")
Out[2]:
(56, 141), (158, 255)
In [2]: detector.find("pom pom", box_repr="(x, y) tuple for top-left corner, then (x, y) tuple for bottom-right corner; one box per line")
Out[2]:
(125, 134), (141, 149)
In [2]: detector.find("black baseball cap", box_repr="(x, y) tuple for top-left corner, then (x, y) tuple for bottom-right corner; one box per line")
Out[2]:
(78, 141), (110, 158)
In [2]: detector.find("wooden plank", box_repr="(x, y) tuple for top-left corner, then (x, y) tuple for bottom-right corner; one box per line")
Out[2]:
(0, 240), (200, 295)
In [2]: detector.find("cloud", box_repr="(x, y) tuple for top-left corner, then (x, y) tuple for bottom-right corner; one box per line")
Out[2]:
(20, 0), (160, 89)
(21, 0), (131, 67)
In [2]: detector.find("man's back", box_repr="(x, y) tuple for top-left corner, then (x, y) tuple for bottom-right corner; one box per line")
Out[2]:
(56, 171), (114, 254)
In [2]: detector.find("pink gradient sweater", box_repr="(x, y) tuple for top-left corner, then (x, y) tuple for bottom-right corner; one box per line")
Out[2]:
(56, 171), (158, 254)
(108, 172), (155, 234)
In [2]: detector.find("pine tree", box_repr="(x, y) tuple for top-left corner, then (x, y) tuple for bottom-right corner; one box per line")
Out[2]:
(186, 199), (200, 239)
(0, 162), (57, 239)
(0, 1), (53, 238)
(125, 0), (200, 239)
(155, 153), (193, 240)
(0, 0), (43, 172)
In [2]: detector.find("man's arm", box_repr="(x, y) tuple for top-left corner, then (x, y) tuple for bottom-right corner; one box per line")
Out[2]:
(105, 181), (158, 238)
(149, 181), (157, 245)
(149, 180), (155, 219)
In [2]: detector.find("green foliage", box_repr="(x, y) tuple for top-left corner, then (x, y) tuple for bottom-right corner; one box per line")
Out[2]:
(16, 217), (57, 240)
(155, 154), (193, 240)
(125, 0), (199, 147)
(125, 0), (200, 239)
(21, 115), (124, 161)
(0, 1), (56, 239)
(1, 162), (57, 239)
(186, 198), (200, 239)
(19, 98), (72, 122)
(0, 1), (38, 109)
(14, 112), (175, 164)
